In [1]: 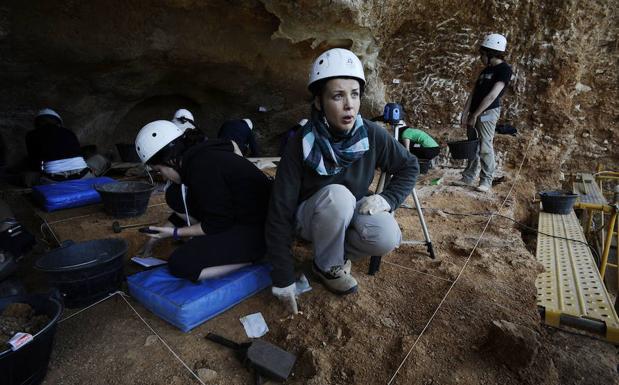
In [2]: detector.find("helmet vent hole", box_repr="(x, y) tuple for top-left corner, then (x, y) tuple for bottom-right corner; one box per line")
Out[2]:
(152, 133), (157, 137)
(319, 59), (324, 65)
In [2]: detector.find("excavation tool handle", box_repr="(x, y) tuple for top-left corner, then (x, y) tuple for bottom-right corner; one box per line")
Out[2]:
(205, 333), (243, 350)
(112, 221), (158, 233)
(138, 227), (160, 235)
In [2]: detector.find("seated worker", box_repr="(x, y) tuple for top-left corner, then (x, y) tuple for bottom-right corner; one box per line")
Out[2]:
(278, 118), (308, 156)
(397, 120), (440, 159)
(217, 118), (260, 157)
(266, 48), (418, 314)
(25, 108), (106, 184)
(135, 120), (271, 281)
(172, 108), (209, 143)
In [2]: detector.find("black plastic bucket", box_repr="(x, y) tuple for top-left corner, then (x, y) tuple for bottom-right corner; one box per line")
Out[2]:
(410, 146), (440, 160)
(447, 139), (479, 160)
(95, 181), (155, 218)
(115, 143), (141, 163)
(539, 191), (578, 214)
(35, 238), (127, 308)
(0, 293), (63, 385)
(418, 159), (431, 175)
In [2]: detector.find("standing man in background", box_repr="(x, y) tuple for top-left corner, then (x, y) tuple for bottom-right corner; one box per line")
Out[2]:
(458, 33), (512, 192)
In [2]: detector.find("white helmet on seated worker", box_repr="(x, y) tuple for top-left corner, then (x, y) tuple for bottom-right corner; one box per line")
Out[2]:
(243, 118), (253, 130)
(35, 108), (63, 125)
(135, 120), (184, 164)
(480, 33), (507, 52)
(298, 118), (308, 126)
(172, 108), (195, 131)
(307, 48), (366, 92)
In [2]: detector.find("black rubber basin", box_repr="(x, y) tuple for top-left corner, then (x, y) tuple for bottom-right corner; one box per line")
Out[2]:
(0, 293), (63, 385)
(448, 139), (479, 160)
(539, 191), (578, 214)
(95, 181), (155, 218)
(35, 238), (127, 308)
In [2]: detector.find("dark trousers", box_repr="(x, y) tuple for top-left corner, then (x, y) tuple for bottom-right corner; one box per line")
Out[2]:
(167, 224), (266, 282)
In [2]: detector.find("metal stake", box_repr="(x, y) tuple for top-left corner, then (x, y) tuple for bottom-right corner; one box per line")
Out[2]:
(368, 118), (435, 275)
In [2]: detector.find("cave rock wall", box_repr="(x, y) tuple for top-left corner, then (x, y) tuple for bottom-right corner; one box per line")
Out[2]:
(0, 0), (617, 172)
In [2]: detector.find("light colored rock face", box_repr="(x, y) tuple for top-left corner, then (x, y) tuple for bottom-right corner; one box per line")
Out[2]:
(0, 0), (617, 172)
(378, 0), (619, 173)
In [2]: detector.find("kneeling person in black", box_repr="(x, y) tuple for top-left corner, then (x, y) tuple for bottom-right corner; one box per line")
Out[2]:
(135, 120), (271, 281)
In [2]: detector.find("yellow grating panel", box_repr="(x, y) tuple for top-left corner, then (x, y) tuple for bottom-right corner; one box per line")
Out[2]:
(573, 173), (607, 205)
(535, 210), (619, 333)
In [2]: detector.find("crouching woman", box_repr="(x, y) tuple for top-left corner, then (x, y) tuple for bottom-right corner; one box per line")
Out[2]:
(134, 120), (271, 281)
(266, 48), (419, 313)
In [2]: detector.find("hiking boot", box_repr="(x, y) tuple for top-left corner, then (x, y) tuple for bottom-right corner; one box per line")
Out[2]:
(452, 177), (475, 187)
(312, 261), (358, 295)
(476, 182), (492, 192)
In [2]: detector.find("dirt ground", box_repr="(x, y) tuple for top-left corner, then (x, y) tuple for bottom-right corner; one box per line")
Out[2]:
(0, 302), (49, 345)
(2, 158), (617, 385)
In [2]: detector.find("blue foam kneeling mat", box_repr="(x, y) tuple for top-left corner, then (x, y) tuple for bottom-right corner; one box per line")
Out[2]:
(127, 264), (272, 332)
(32, 177), (116, 212)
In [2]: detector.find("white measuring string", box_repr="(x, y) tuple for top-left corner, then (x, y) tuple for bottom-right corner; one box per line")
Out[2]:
(117, 292), (206, 385)
(57, 290), (206, 385)
(387, 129), (538, 384)
(382, 260), (454, 283)
(58, 290), (123, 323)
(48, 202), (168, 225)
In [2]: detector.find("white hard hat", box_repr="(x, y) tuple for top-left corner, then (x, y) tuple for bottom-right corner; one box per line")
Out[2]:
(172, 109), (195, 131)
(135, 120), (184, 164)
(243, 118), (253, 130)
(298, 118), (308, 126)
(308, 48), (365, 90)
(480, 33), (507, 52)
(36, 108), (63, 125)
(396, 120), (408, 129)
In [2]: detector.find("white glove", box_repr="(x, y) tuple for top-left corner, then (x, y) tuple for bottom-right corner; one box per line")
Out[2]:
(272, 283), (298, 314)
(358, 194), (391, 215)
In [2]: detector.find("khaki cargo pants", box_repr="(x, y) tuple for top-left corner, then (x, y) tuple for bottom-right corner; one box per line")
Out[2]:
(462, 107), (500, 185)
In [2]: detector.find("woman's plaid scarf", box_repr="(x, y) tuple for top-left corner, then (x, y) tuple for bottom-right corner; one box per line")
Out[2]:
(301, 108), (369, 176)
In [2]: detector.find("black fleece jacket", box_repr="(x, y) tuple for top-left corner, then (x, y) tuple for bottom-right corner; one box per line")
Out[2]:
(179, 140), (271, 235)
(265, 118), (419, 287)
(25, 124), (82, 170)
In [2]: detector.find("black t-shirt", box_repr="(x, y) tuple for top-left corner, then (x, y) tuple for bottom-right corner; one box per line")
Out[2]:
(25, 124), (83, 169)
(470, 62), (512, 114)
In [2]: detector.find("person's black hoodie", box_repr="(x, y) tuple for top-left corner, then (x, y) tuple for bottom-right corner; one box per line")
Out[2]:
(179, 139), (271, 234)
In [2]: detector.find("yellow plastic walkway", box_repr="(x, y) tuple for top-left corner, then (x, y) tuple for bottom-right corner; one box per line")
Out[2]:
(536, 210), (619, 343)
